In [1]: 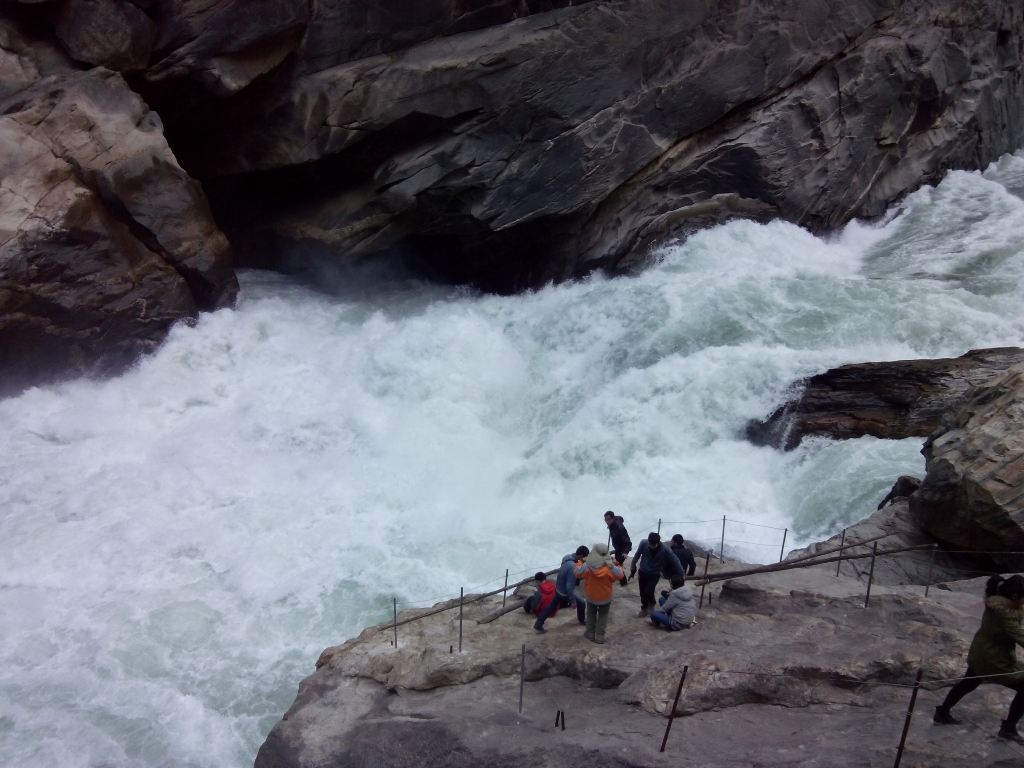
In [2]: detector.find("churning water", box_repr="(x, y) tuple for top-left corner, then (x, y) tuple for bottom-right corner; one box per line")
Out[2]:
(5, 154), (1024, 766)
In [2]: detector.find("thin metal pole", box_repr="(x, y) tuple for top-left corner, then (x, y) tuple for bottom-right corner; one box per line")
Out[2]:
(719, 516), (726, 562)
(393, 597), (398, 648)
(659, 665), (690, 752)
(778, 528), (788, 563)
(518, 644), (526, 714)
(699, 551), (711, 608)
(835, 528), (847, 577)
(924, 544), (937, 597)
(864, 542), (878, 608)
(459, 587), (464, 652)
(657, 518), (662, 535)
(893, 669), (923, 768)
(502, 568), (509, 607)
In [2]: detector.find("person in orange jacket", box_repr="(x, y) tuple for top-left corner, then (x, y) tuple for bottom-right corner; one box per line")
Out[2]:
(573, 543), (624, 644)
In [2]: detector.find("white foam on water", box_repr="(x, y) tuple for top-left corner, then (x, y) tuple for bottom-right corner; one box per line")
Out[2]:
(3, 157), (1024, 766)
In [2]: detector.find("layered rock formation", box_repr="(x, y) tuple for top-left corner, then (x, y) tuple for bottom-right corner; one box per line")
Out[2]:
(746, 347), (1024, 449)
(912, 364), (1024, 570)
(3, 0), (1024, 391)
(0, 13), (236, 394)
(255, 563), (1019, 768)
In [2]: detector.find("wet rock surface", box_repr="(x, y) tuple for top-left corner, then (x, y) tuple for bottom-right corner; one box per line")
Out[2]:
(255, 560), (1024, 768)
(745, 347), (1024, 450)
(913, 364), (1024, 571)
(3, 0), (1024, 386)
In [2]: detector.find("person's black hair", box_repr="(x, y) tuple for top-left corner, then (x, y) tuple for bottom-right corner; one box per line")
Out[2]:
(1002, 574), (1024, 601)
(670, 577), (685, 589)
(575, 545), (590, 558)
(986, 575), (1005, 597)
(604, 510), (615, 518)
(534, 571), (546, 582)
(648, 532), (661, 546)
(671, 534), (684, 545)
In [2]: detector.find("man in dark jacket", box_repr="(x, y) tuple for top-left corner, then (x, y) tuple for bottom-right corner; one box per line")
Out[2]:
(670, 534), (697, 583)
(604, 510), (632, 587)
(535, 545), (589, 630)
(630, 532), (683, 616)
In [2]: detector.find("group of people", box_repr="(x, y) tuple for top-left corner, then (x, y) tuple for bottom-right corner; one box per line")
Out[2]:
(523, 511), (698, 644)
(522, 514), (1024, 745)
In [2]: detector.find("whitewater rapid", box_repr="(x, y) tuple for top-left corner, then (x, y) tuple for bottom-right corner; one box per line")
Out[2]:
(4, 155), (1024, 767)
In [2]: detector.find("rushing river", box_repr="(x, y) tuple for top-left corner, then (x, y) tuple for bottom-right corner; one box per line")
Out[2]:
(4, 154), (1024, 767)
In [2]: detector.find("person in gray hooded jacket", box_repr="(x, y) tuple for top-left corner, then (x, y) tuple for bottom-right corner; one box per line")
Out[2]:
(650, 580), (696, 631)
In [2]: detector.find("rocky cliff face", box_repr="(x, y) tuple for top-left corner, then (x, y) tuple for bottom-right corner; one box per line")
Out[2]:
(2, 0), (1023, 388)
(254, 561), (1019, 768)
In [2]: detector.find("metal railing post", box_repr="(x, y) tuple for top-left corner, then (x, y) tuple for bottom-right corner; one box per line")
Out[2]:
(502, 568), (509, 607)
(699, 551), (711, 608)
(893, 669), (923, 768)
(393, 597), (398, 648)
(657, 518), (662, 535)
(835, 528), (846, 577)
(864, 542), (878, 608)
(778, 528), (788, 563)
(518, 644), (526, 714)
(719, 516), (726, 562)
(659, 665), (690, 752)
(459, 587), (464, 652)
(924, 544), (937, 597)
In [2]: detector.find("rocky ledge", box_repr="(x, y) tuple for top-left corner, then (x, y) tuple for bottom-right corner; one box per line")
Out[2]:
(254, 543), (1021, 768)
(3, 0), (1024, 390)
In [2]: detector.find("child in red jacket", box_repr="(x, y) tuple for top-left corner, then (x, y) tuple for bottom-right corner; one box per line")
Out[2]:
(523, 572), (558, 633)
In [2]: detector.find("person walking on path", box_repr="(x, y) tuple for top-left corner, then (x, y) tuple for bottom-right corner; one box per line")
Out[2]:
(604, 511), (632, 587)
(934, 574), (1024, 743)
(573, 543), (624, 644)
(670, 534), (697, 583)
(534, 545), (589, 631)
(630, 532), (683, 616)
(649, 579), (697, 631)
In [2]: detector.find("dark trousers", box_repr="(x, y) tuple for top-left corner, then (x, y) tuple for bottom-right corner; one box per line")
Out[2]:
(614, 550), (630, 586)
(638, 571), (659, 610)
(940, 665), (1024, 727)
(535, 593), (585, 628)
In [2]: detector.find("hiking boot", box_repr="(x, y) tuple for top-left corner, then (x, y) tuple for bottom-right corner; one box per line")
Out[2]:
(583, 631), (595, 641)
(636, 608), (650, 618)
(998, 722), (1024, 744)
(594, 637), (606, 644)
(933, 707), (960, 725)
(533, 625), (546, 634)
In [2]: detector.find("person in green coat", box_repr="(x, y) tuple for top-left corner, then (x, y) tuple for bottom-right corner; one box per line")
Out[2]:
(934, 574), (1024, 743)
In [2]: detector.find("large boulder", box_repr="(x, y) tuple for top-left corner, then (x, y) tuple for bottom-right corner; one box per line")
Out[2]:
(745, 347), (1024, 449)
(184, 0), (1024, 290)
(0, 63), (237, 394)
(912, 364), (1024, 570)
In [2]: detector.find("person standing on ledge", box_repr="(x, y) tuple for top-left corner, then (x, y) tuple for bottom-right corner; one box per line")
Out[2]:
(630, 532), (683, 617)
(573, 543), (624, 644)
(604, 510), (632, 587)
(934, 574), (1024, 743)
(670, 534), (697, 583)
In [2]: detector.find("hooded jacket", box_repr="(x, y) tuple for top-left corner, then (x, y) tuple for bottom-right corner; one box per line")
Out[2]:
(531, 580), (558, 617)
(607, 517), (632, 553)
(967, 595), (1024, 679)
(574, 544), (624, 605)
(660, 585), (696, 630)
(631, 539), (683, 578)
(670, 543), (697, 576)
(555, 552), (580, 597)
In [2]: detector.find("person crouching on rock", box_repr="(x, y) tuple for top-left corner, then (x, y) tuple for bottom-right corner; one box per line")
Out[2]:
(934, 574), (1024, 743)
(534, 545), (590, 632)
(573, 543), (624, 644)
(630, 532), (684, 617)
(649, 578), (696, 631)
(523, 572), (558, 634)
